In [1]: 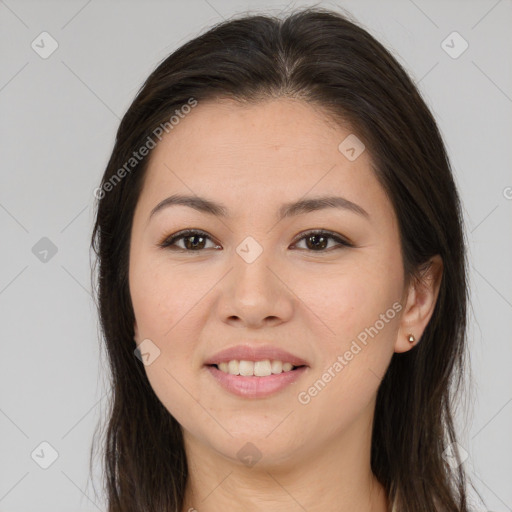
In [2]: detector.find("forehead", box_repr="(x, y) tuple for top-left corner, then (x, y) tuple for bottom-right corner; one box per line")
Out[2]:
(151, 98), (355, 163)
(138, 98), (391, 222)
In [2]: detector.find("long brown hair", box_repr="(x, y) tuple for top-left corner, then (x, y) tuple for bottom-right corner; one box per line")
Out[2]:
(90, 7), (475, 511)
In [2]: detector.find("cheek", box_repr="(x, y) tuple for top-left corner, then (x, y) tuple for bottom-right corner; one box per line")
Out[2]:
(291, 258), (402, 344)
(129, 257), (211, 427)
(130, 256), (207, 340)
(290, 258), (401, 412)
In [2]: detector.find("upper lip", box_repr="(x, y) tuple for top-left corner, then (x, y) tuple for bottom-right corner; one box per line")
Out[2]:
(204, 344), (309, 367)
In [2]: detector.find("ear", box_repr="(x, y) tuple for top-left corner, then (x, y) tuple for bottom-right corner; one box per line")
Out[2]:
(395, 255), (443, 353)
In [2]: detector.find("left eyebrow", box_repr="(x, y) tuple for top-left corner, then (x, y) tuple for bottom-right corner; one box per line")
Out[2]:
(278, 195), (369, 220)
(147, 193), (370, 223)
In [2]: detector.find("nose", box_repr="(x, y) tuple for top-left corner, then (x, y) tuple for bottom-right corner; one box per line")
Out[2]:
(216, 243), (294, 329)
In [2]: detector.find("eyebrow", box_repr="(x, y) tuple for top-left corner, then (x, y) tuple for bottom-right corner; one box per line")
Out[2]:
(148, 193), (370, 223)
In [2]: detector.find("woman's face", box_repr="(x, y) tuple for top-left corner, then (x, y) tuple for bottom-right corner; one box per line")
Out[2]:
(129, 98), (408, 468)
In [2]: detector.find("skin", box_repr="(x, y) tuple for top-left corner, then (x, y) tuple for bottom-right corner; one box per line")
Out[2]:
(129, 98), (443, 512)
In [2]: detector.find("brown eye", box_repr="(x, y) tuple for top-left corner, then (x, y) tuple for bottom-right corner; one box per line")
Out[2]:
(182, 233), (207, 250)
(305, 233), (329, 250)
(159, 230), (219, 251)
(292, 230), (352, 252)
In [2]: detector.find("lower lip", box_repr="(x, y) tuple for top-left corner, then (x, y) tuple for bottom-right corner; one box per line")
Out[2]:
(205, 365), (308, 399)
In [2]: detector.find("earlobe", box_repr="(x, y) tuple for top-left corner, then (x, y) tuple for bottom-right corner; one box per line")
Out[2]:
(395, 255), (443, 354)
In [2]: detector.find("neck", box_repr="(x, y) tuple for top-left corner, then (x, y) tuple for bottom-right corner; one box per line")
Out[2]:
(181, 401), (389, 512)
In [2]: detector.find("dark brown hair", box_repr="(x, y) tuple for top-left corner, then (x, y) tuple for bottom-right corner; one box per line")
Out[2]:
(90, 7), (476, 511)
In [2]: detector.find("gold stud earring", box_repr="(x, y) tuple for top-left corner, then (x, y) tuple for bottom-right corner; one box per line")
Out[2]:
(407, 334), (415, 344)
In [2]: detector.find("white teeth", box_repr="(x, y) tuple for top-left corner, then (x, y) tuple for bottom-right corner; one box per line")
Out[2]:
(239, 360), (254, 376)
(254, 360), (272, 377)
(282, 362), (293, 372)
(271, 360), (282, 374)
(215, 359), (298, 376)
(227, 360), (239, 375)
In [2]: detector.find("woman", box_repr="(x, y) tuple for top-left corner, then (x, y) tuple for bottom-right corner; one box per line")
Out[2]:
(91, 7), (475, 511)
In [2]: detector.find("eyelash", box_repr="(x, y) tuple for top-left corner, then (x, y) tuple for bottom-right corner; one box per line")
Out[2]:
(158, 229), (353, 253)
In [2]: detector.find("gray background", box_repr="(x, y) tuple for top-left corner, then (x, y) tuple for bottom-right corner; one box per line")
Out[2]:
(1, 0), (511, 510)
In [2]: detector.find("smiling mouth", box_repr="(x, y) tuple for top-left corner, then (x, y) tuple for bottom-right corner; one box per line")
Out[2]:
(206, 360), (306, 377)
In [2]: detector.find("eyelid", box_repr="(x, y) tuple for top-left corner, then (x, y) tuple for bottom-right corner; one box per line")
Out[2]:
(291, 229), (354, 249)
(158, 229), (219, 250)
